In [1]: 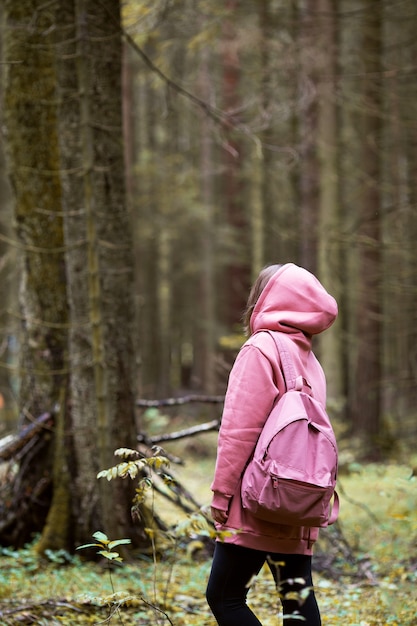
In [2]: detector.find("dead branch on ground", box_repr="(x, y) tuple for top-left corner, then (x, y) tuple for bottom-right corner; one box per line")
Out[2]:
(137, 419), (220, 447)
(0, 412), (53, 461)
(136, 394), (224, 407)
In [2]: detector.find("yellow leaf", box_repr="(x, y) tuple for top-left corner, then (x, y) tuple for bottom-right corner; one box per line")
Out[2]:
(93, 531), (109, 544)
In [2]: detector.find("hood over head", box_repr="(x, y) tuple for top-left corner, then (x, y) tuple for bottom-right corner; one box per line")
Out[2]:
(250, 263), (338, 337)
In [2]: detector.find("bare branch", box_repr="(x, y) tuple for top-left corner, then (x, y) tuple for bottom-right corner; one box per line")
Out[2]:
(138, 420), (220, 446)
(96, 0), (251, 135)
(136, 394), (224, 408)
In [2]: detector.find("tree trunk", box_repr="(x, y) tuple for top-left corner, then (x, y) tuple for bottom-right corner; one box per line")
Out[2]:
(0, 2), (17, 431)
(222, 0), (250, 328)
(258, 0), (298, 267)
(194, 36), (216, 395)
(352, 1), (383, 457)
(2, 0), (69, 546)
(135, 54), (162, 397)
(1, 0), (145, 551)
(382, 0), (417, 431)
(258, 0), (276, 267)
(316, 0), (344, 406)
(55, 0), (142, 546)
(297, 1), (320, 274)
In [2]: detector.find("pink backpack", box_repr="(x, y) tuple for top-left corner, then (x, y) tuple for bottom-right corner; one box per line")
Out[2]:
(241, 332), (339, 527)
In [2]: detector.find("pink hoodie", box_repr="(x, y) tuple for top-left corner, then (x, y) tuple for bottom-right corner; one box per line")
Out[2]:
(211, 263), (338, 554)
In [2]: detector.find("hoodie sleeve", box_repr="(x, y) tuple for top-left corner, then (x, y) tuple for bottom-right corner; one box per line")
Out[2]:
(211, 343), (280, 511)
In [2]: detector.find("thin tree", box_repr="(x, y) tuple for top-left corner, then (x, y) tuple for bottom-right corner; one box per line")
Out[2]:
(258, 0), (299, 267)
(297, 1), (320, 274)
(221, 0), (250, 328)
(316, 0), (344, 406)
(352, 1), (383, 458)
(195, 36), (217, 394)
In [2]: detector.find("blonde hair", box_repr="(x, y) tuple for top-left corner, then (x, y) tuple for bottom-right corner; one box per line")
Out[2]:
(242, 264), (282, 335)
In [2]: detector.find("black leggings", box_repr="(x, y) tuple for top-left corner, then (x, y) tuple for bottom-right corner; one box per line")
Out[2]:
(206, 543), (321, 626)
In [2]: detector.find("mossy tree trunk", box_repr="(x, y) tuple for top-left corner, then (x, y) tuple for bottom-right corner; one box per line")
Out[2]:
(2, 0), (69, 547)
(53, 0), (142, 548)
(0, 1), (17, 431)
(2, 0), (144, 550)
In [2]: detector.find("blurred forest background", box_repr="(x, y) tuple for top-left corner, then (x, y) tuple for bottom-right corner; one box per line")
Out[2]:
(0, 0), (416, 555)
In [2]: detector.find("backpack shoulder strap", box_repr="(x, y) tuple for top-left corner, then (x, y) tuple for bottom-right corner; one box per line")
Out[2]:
(266, 331), (311, 394)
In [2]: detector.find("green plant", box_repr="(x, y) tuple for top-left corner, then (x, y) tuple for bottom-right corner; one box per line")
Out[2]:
(77, 531), (132, 625)
(77, 530), (131, 563)
(92, 447), (235, 624)
(1, 463), (417, 624)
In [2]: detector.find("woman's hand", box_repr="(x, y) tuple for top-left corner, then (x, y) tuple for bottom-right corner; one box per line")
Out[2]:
(211, 506), (228, 525)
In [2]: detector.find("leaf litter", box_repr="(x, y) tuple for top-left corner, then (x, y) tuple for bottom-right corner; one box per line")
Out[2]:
(0, 462), (416, 625)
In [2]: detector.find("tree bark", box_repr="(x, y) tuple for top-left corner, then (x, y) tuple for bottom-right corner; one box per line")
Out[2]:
(352, 1), (383, 457)
(2, 0), (69, 546)
(297, 1), (320, 274)
(221, 0), (250, 328)
(316, 0), (344, 407)
(1, 0), (145, 550)
(258, 0), (298, 267)
(0, 2), (17, 431)
(55, 0), (142, 546)
(195, 34), (216, 395)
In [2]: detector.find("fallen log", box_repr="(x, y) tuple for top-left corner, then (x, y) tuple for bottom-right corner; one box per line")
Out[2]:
(0, 412), (53, 461)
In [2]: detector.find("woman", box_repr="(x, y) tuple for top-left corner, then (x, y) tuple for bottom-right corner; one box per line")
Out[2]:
(206, 263), (338, 626)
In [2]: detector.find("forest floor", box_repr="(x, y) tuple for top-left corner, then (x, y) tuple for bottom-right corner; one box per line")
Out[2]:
(0, 429), (416, 625)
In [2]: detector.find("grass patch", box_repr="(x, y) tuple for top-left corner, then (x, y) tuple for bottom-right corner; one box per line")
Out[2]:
(0, 459), (416, 625)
